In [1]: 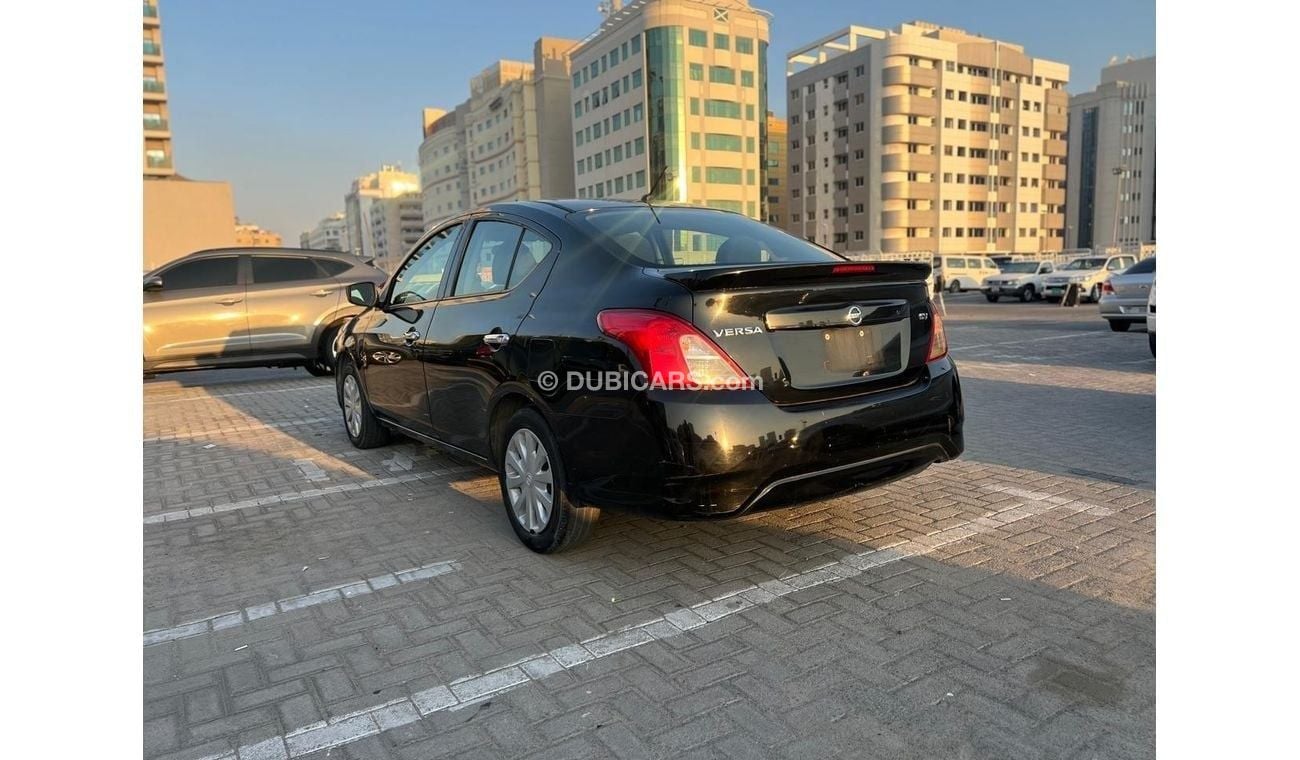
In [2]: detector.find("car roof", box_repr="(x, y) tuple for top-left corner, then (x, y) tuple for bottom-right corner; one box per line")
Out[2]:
(480, 199), (745, 218)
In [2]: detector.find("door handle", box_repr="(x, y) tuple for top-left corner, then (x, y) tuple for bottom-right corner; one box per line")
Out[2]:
(311, 288), (335, 297)
(482, 333), (511, 348)
(216, 297), (243, 306)
(402, 328), (421, 345)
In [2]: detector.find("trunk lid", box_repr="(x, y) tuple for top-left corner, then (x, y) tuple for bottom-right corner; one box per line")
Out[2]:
(656, 262), (936, 405)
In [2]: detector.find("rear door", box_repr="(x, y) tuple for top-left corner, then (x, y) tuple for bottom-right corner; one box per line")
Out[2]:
(245, 254), (340, 354)
(422, 217), (559, 456)
(143, 255), (249, 362)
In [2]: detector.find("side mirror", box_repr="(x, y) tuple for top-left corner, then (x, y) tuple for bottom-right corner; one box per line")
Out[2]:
(346, 281), (378, 308)
(144, 275), (164, 292)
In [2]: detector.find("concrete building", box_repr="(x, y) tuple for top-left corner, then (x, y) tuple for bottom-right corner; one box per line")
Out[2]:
(765, 112), (787, 226)
(300, 212), (349, 252)
(569, 0), (772, 219)
(233, 221), (282, 248)
(143, 0), (174, 178)
(418, 38), (578, 230)
(367, 195), (425, 272)
(785, 22), (1069, 257)
(1066, 56), (1155, 250)
(344, 165), (420, 259)
(143, 180), (236, 272)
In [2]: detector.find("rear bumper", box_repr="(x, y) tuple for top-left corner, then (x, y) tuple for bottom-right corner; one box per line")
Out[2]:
(556, 357), (964, 518)
(1098, 296), (1149, 320)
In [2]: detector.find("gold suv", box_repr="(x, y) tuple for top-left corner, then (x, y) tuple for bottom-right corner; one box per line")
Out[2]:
(143, 248), (386, 376)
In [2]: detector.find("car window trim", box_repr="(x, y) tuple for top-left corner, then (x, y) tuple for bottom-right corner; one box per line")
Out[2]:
(439, 212), (561, 304)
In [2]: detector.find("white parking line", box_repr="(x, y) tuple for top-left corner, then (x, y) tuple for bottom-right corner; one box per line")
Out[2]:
(951, 331), (1107, 352)
(294, 459), (329, 482)
(184, 489), (1100, 760)
(144, 384), (331, 406)
(981, 483), (1117, 516)
(143, 560), (460, 646)
(142, 466), (483, 525)
(143, 417), (335, 443)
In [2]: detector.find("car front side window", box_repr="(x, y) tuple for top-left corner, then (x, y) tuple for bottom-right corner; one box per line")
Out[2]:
(159, 257), (239, 291)
(390, 224), (464, 305)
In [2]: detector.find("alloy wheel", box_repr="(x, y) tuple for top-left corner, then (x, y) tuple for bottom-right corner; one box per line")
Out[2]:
(342, 374), (363, 438)
(504, 428), (554, 534)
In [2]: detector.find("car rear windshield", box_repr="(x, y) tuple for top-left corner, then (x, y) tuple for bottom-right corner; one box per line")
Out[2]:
(1125, 257), (1156, 274)
(999, 262), (1039, 273)
(576, 206), (843, 268)
(1061, 258), (1106, 270)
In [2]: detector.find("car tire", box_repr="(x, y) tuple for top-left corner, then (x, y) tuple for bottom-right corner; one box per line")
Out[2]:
(1089, 284), (1102, 303)
(1020, 285), (1036, 303)
(338, 361), (390, 449)
(1148, 332), (1156, 357)
(1109, 320), (1132, 332)
(985, 293), (999, 303)
(498, 407), (599, 553)
(306, 325), (341, 377)
(947, 280), (962, 294)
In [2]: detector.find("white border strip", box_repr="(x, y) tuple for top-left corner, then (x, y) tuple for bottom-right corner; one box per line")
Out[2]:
(144, 384), (330, 406)
(143, 561), (460, 646)
(143, 416), (335, 443)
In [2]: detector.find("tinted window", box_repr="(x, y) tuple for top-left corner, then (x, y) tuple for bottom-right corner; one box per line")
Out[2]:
(315, 259), (352, 277)
(390, 224), (463, 304)
(579, 207), (841, 268)
(162, 257), (238, 290)
(251, 256), (321, 284)
(1107, 257), (1133, 271)
(966, 258), (984, 269)
(454, 221), (524, 296)
(509, 230), (553, 289)
(1125, 257), (1156, 274)
(946, 258), (965, 269)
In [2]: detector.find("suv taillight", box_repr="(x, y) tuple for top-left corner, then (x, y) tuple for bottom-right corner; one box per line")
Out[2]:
(597, 309), (751, 389)
(926, 302), (948, 362)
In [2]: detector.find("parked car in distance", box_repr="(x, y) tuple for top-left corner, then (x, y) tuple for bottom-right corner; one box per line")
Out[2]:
(980, 260), (1056, 302)
(1098, 256), (1156, 332)
(1041, 254), (1138, 303)
(1146, 278), (1157, 356)
(932, 255), (1001, 293)
(336, 201), (964, 552)
(144, 248), (386, 377)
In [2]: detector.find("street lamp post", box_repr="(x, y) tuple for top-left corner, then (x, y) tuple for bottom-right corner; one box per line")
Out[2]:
(1110, 166), (1125, 250)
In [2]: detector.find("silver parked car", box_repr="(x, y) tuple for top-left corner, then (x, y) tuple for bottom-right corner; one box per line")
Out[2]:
(1098, 256), (1156, 332)
(143, 248), (387, 376)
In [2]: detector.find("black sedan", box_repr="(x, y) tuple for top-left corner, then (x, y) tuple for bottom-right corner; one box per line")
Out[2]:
(334, 201), (964, 552)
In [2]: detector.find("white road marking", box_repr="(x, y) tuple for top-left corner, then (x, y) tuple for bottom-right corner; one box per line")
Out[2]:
(294, 459), (330, 482)
(143, 384), (331, 405)
(981, 483), (1116, 516)
(142, 466), (482, 525)
(143, 560), (460, 646)
(143, 417), (335, 443)
(950, 331), (1107, 352)
(182, 489), (1106, 760)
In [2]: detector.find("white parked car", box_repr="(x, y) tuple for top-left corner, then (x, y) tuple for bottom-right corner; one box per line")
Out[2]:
(932, 255), (1001, 293)
(1146, 277), (1156, 357)
(1041, 254), (1138, 303)
(980, 260), (1056, 303)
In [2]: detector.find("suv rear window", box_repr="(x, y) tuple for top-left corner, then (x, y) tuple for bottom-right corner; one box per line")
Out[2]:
(579, 207), (841, 268)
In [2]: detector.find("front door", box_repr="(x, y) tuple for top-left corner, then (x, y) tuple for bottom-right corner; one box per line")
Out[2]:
(423, 218), (557, 457)
(143, 255), (249, 364)
(352, 223), (464, 433)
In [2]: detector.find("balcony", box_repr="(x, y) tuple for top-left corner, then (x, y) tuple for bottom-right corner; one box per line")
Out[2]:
(143, 80), (165, 94)
(1043, 163), (1066, 181)
(882, 124), (936, 145)
(882, 95), (937, 118)
(143, 40), (162, 58)
(143, 118), (169, 133)
(881, 236), (936, 254)
(144, 3), (159, 24)
(145, 155), (174, 174)
(882, 209), (937, 228)
(882, 65), (938, 89)
(1043, 213), (1066, 229)
(882, 181), (932, 200)
(1044, 188), (1066, 205)
(881, 153), (936, 173)
(1045, 113), (1067, 132)
(1043, 138), (1067, 157)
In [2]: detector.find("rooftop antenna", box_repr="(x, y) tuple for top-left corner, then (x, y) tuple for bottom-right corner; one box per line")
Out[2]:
(639, 166), (672, 223)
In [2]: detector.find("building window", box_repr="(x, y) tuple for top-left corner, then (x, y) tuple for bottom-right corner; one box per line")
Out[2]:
(714, 33), (730, 50)
(741, 70), (754, 87)
(704, 99), (741, 118)
(709, 66), (735, 84)
(736, 36), (754, 54)
(689, 63), (703, 81)
(705, 167), (743, 184)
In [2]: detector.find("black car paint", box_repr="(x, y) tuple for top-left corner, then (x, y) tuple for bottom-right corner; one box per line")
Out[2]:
(337, 201), (964, 518)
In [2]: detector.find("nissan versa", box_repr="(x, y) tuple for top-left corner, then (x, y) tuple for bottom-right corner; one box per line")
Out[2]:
(334, 201), (964, 552)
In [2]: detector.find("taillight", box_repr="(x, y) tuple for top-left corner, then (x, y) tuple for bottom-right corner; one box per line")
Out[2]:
(1101, 280), (1115, 295)
(926, 301), (948, 361)
(832, 263), (876, 275)
(596, 309), (751, 389)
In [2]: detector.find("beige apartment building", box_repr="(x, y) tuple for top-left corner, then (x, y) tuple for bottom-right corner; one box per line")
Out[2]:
(569, 0), (772, 219)
(143, 0), (174, 177)
(300, 212), (349, 252)
(765, 112), (787, 226)
(1066, 56), (1155, 250)
(419, 38), (578, 229)
(368, 195), (425, 271)
(233, 221), (282, 248)
(344, 165), (420, 259)
(785, 22), (1069, 257)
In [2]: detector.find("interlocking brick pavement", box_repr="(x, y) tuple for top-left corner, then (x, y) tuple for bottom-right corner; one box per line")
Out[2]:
(143, 298), (1155, 759)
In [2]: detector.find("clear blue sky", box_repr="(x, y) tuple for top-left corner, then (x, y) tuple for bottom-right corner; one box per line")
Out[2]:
(162, 0), (1154, 241)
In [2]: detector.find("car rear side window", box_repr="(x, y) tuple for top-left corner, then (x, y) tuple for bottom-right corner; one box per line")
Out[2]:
(454, 221), (524, 296)
(315, 259), (351, 277)
(251, 256), (321, 284)
(162, 257), (238, 290)
(508, 230), (552, 289)
(946, 258), (965, 269)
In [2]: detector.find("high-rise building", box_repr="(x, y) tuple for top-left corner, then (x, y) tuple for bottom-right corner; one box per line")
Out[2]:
(1066, 56), (1155, 250)
(143, 1), (174, 178)
(344, 165), (421, 259)
(785, 22), (1069, 257)
(301, 212), (349, 252)
(418, 38), (578, 230)
(233, 221), (283, 248)
(765, 112), (787, 226)
(568, 0), (771, 218)
(368, 195), (425, 272)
